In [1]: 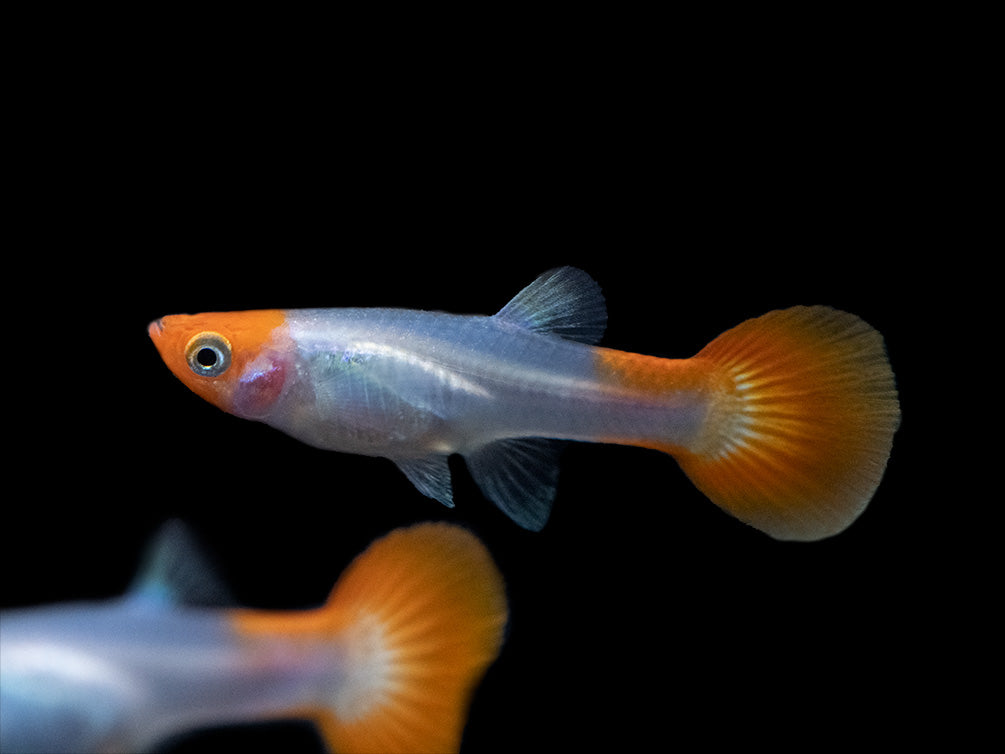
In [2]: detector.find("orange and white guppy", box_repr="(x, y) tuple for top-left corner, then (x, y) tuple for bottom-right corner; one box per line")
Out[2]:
(0, 522), (507, 754)
(150, 267), (900, 540)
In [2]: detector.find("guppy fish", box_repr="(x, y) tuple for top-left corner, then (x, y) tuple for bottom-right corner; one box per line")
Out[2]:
(0, 521), (506, 754)
(149, 267), (900, 540)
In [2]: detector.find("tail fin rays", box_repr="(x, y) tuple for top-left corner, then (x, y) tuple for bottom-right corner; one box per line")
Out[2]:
(317, 523), (507, 754)
(675, 306), (900, 541)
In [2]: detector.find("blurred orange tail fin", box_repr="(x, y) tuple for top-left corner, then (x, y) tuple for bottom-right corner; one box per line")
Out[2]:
(317, 523), (507, 753)
(675, 306), (900, 540)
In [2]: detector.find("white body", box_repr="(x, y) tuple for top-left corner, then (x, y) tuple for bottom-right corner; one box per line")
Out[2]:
(0, 600), (334, 753)
(273, 307), (706, 457)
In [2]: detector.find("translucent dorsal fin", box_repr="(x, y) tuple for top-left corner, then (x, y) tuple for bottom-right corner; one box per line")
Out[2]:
(494, 267), (607, 345)
(127, 520), (234, 608)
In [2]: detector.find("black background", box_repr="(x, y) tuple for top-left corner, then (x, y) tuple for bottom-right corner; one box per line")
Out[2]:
(5, 20), (969, 753)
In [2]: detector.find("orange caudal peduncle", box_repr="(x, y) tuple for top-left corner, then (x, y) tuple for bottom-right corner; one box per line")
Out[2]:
(593, 347), (716, 396)
(591, 347), (721, 452)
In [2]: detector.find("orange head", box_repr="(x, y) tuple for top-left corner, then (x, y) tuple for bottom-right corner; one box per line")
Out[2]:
(148, 310), (291, 419)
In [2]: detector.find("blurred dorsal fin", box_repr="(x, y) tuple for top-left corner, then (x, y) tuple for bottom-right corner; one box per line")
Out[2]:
(127, 520), (234, 608)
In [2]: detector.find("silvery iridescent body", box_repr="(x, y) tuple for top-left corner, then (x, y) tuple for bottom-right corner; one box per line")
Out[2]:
(0, 599), (325, 753)
(279, 306), (703, 455)
(270, 287), (705, 529)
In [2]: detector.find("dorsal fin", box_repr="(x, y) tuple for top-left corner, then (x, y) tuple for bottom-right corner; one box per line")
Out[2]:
(494, 267), (607, 345)
(127, 520), (234, 608)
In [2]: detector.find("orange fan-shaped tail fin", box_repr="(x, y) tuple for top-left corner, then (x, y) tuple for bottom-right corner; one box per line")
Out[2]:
(674, 306), (900, 541)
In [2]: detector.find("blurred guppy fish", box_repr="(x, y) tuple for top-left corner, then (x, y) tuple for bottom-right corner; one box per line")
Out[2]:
(150, 267), (900, 540)
(0, 522), (506, 754)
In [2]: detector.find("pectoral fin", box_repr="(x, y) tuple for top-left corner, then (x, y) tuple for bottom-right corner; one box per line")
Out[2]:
(395, 455), (455, 508)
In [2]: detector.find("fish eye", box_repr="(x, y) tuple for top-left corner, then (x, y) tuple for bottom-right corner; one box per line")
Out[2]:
(185, 332), (232, 377)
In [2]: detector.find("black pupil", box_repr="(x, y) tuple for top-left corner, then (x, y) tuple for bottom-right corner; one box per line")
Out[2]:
(196, 347), (219, 368)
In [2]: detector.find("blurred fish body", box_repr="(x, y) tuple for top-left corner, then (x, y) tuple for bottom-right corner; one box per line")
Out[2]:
(0, 522), (506, 753)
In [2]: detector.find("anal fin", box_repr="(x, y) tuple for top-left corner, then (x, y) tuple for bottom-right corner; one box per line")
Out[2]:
(465, 438), (565, 531)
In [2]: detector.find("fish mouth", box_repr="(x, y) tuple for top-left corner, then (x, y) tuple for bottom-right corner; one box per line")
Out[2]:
(148, 318), (165, 338)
